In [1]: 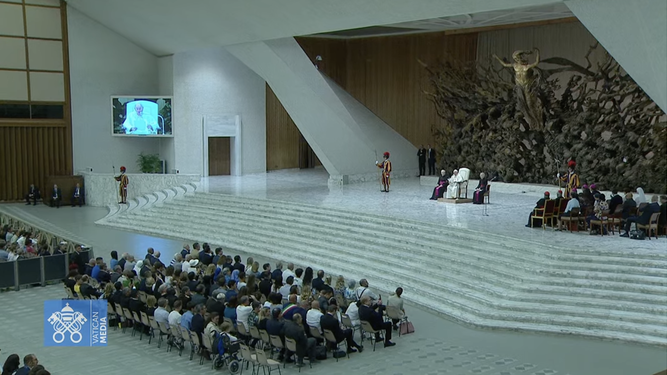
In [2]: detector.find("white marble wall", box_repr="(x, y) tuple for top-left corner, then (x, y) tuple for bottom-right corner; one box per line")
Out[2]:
(81, 171), (200, 207)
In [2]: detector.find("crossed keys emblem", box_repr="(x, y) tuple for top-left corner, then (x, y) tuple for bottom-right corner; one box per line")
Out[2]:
(47, 303), (87, 343)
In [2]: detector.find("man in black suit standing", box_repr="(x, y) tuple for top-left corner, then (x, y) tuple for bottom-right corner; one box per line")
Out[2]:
(320, 305), (363, 353)
(72, 183), (84, 207)
(427, 144), (436, 175)
(25, 184), (40, 205)
(417, 145), (426, 176)
(50, 184), (62, 208)
(358, 296), (395, 347)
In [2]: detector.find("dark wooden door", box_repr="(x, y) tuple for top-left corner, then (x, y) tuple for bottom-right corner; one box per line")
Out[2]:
(208, 137), (231, 176)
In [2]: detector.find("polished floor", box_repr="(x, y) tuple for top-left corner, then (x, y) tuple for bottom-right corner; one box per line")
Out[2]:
(0, 169), (665, 375)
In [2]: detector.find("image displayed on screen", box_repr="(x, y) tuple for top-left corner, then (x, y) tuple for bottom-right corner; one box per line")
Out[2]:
(112, 97), (172, 136)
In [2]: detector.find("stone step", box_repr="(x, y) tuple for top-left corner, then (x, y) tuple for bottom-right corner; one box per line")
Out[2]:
(111, 208), (667, 314)
(145, 201), (667, 289)
(99, 190), (667, 346)
(191, 193), (667, 263)
(101, 218), (667, 345)
(107, 211), (667, 323)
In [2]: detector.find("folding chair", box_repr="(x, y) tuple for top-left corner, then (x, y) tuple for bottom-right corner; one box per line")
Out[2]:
(323, 329), (347, 361)
(360, 320), (383, 351)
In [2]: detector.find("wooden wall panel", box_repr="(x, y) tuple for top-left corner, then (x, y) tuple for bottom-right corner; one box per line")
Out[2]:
(266, 32), (477, 171)
(0, 124), (70, 201)
(295, 38), (347, 88)
(266, 84), (300, 171)
(0, 1), (72, 201)
(345, 32), (478, 148)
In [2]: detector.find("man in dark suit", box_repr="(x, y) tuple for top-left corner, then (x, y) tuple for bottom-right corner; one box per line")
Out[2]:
(198, 247), (213, 266)
(417, 145), (426, 176)
(50, 184), (62, 208)
(427, 144), (436, 175)
(190, 304), (209, 359)
(621, 195), (660, 237)
(283, 313), (318, 367)
(311, 270), (325, 292)
(25, 184), (40, 205)
(14, 354), (38, 375)
(320, 305), (362, 353)
(266, 308), (287, 360)
(358, 296), (395, 347)
(72, 183), (84, 207)
(608, 191), (623, 215)
(70, 246), (86, 276)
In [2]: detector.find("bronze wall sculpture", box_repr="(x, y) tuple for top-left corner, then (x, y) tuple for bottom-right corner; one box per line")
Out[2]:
(423, 43), (666, 193)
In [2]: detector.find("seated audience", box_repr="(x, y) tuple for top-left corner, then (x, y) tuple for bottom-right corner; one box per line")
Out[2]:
(306, 301), (324, 333)
(429, 170), (449, 200)
(25, 184), (40, 206)
(622, 192), (637, 219)
(320, 304), (363, 353)
(526, 192), (551, 227)
(168, 300), (183, 326)
(49, 184), (62, 208)
(2, 354), (20, 375)
(14, 354), (38, 375)
(621, 195), (660, 237)
(284, 313), (318, 367)
(358, 296), (395, 347)
(154, 298), (170, 326)
(447, 169), (463, 199)
(387, 287), (406, 330)
(608, 190), (623, 214)
(266, 308), (287, 360)
(472, 172), (488, 204)
(556, 192), (581, 231)
(587, 193), (609, 235)
(71, 183), (84, 207)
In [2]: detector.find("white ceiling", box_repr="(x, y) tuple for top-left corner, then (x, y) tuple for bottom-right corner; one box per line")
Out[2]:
(65, 0), (564, 56)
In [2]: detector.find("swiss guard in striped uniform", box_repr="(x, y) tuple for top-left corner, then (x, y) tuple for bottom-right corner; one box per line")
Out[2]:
(558, 160), (580, 199)
(376, 151), (392, 193)
(114, 166), (129, 204)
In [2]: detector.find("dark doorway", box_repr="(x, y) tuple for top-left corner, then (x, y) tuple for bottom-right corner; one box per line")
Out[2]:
(208, 137), (231, 176)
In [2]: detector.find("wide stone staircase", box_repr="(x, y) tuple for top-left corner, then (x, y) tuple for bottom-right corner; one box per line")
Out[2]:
(96, 184), (667, 347)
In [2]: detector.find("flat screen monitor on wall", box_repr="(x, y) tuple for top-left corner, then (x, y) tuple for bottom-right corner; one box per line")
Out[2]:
(112, 96), (173, 136)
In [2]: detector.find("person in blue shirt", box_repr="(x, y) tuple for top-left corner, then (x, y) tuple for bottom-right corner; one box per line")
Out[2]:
(181, 302), (196, 331)
(91, 257), (103, 280)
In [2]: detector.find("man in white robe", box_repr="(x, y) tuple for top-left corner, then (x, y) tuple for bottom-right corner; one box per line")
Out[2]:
(447, 169), (463, 198)
(122, 102), (158, 135)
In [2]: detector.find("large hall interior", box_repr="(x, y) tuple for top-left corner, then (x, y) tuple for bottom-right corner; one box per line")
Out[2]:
(0, 0), (666, 375)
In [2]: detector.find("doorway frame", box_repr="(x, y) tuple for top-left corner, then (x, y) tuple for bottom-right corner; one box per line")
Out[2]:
(201, 114), (242, 177)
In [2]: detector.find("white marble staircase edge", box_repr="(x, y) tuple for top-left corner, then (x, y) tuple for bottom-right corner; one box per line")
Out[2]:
(114, 208), (667, 320)
(96, 183), (197, 225)
(157, 197), (667, 275)
(96, 188), (664, 342)
(140, 202), (667, 298)
(97, 217), (667, 346)
(196, 192), (665, 260)
(114, 211), (666, 328)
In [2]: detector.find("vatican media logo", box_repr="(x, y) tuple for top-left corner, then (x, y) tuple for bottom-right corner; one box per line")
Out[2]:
(44, 300), (108, 347)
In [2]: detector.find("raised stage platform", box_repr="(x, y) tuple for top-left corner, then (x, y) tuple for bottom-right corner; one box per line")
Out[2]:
(1, 168), (665, 349)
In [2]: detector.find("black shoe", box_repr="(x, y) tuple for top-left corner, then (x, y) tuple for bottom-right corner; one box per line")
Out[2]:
(296, 362), (304, 367)
(620, 233), (629, 238)
(33, 203), (36, 205)
(285, 358), (295, 364)
(26, 203), (31, 205)
(356, 345), (364, 353)
(384, 341), (396, 347)
(525, 224), (531, 228)
(347, 348), (358, 353)
(393, 325), (398, 331)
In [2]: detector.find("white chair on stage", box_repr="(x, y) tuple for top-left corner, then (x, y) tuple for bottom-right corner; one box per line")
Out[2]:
(457, 168), (470, 199)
